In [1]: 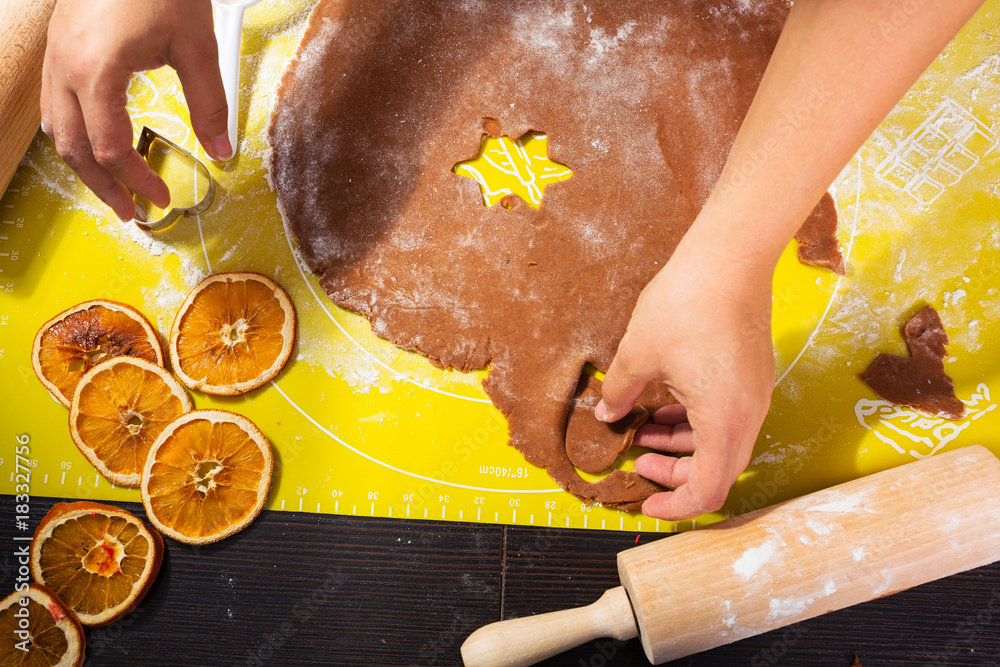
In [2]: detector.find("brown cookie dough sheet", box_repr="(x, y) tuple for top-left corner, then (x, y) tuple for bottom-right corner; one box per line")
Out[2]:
(269, 0), (805, 508)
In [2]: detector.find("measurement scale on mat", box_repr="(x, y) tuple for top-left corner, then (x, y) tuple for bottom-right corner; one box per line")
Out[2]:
(3, 1), (1000, 534)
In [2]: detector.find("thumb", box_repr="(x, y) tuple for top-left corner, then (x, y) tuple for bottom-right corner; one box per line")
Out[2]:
(596, 332), (654, 422)
(170, 31), (231, 161)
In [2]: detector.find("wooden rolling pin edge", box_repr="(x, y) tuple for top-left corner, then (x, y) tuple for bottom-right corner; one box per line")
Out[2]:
(619, 445), (1000, 663)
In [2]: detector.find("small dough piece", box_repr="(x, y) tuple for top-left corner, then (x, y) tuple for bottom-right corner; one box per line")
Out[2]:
(795, 192), (844, 275)
(566, 374), (649, 474)
(859, 306), (965, 420)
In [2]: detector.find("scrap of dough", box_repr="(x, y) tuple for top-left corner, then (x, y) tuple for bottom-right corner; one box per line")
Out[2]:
(268, 0), (804, 509)
(795, 192), (844, 275)
(566, 374), (649, 475)
(858, 306), (965, 420)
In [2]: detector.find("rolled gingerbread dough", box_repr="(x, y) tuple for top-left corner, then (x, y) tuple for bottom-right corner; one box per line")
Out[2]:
(566, 374), (649, 475)
(795, 192), (844, 275)
(859, 306), (965, 420)
(269, 0), (830, 509)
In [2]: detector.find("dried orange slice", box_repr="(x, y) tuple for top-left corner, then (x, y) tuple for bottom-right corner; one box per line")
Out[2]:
(141, 410), (273, 544)
(69, 357), (194, 487)
(32, 300), (164, 407)
(30, 502), (163, 627)
(169, 272), (296, 395)
(0, 584), (85, 667)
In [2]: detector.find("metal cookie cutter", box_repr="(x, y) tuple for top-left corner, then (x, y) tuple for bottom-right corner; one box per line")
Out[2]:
(132, 126), (216, 232)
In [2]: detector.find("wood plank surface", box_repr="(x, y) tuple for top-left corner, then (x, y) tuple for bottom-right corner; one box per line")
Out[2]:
(3, 496), (1000, 665)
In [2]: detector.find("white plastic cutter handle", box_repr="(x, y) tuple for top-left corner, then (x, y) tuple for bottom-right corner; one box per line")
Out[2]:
(211, 0), (261, 160)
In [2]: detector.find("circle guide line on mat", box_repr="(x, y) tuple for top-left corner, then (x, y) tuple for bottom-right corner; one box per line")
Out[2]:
(269, 381), (561, 494)
(774, 156), (862, 388)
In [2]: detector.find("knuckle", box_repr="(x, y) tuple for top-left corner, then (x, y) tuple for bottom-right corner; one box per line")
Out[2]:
(92, 144), (129, 172)
(55, 139), (90, 169)
(695, 486), (728, 514)
(196, 100), (229, 130)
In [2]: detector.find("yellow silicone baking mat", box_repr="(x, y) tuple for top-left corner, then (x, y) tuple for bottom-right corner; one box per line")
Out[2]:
(2, 1), (999, 533)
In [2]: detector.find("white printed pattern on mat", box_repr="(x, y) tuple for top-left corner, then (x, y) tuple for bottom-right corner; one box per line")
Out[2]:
(874, 98), (997, 206)
(855, 383), (997, 459)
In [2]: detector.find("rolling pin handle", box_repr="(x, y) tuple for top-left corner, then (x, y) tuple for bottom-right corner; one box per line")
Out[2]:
(461, 586), (638, 667)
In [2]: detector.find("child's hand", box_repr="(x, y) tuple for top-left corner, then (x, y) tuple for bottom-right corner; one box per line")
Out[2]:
(41, 0), (229, 221)
(596, 226), (775, 521)
(596, 0), (983, 521)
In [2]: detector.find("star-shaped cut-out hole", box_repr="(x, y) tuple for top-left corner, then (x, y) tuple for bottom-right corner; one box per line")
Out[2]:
(453, 129), (573, 209)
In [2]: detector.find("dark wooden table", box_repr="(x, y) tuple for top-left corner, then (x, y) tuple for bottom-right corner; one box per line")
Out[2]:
(5, 495), (1000, 666)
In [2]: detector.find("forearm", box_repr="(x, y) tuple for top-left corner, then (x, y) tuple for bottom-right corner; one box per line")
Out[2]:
(683, 0), (984, 272)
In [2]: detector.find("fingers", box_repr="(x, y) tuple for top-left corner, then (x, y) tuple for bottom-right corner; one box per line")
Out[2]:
(76, 72), (170, 210)
(633, 421), (695, 453)
(51, 83), (136, 221)
(639, 445), (736, 520)
(169, 29), (230, 160)
(40, 50), (53, 136)
(596, 332), (655, 423)
(651, 403), (687, 425)
(634, 453), (690, 488)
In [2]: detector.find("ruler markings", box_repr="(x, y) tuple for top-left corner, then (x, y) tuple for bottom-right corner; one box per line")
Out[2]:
(298, 498), (303, 511)
(423, 508), (428, 519)
(459, 510), (463, 520)
(77, 476), (82, 486)
(281, 499), (285, 510)
(565, 517), (569, 527)
(476, 507), (481, 521)
(43, 474), (48, 484)
(494, 512), (499, 522)
(637, 521), (641, 532)
(334, 500), (339, 513)
(619, 517), (623, 530)
(406, 504), (410, 518)
(60, 472), (65, 485)
(547, 512), (551, 526)
(388, 507), (392, 517)
(352, 505), (357, 515)
(370, 502), (375, 516)
(584, 515), (587, 528)
(601, 519), (606, 529)
(94, 475), (99, 488)
(512, 509), (517, 523)
(656, 519), (660, 532)
(529, 515), (533, 525)
(441, 506), (446, 519)
(316, 503), (321, 512)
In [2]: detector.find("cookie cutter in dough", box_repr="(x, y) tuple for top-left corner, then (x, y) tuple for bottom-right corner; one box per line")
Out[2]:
(132, 126), (215, 232)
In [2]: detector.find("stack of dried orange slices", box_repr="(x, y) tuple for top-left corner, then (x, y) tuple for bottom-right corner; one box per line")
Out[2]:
(4, 273), (295, 665)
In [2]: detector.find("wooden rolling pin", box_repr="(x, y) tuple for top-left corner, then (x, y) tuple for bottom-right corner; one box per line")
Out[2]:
(0, 0), (55, 193)
(462, 445), (1000, 665)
